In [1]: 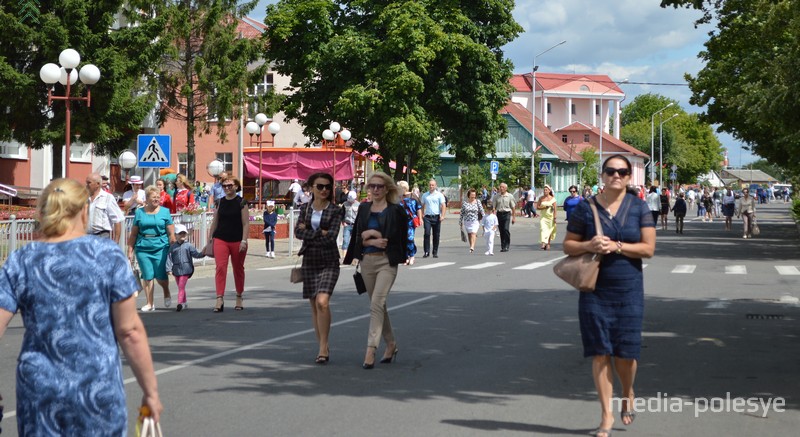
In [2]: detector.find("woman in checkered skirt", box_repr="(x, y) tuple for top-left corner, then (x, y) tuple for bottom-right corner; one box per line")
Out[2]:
(295, 172), (343, 364)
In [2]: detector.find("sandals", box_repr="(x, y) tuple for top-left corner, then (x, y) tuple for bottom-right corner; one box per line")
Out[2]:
(235, 294), (244, 311)
(621, 410), (636, 426)
(213, 296), (224, 312)
(593, 428), (612, 437)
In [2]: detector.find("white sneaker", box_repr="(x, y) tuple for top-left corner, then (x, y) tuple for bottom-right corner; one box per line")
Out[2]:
(164, 297), (172, 308)
(270, 252), (275, 258)
(141, 304), (155, 312)
(485, 251), (491, 255)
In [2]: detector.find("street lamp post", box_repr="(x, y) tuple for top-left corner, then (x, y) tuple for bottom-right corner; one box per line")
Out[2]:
(650, 103), (674, 184)
(246, 113), (280, 208)
(118, 149), (137, 186)
(659, 113), (679, 189)
(531, 40), (566, 192)
(322, 122), (351, 182)
(39, 49), (100, 179)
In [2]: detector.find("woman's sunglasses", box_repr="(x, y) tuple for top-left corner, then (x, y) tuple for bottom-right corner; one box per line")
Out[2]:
(315, 183), (333, 191)
(602, 167), (631, 177)
(222, 184), (235, 189)
(367, 183), (385, 191)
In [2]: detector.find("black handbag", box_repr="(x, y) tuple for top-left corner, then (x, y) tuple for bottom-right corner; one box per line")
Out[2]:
(353, 264), (367, 295)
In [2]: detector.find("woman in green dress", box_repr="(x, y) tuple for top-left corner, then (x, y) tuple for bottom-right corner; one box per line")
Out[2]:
(128, 186), (176, 311)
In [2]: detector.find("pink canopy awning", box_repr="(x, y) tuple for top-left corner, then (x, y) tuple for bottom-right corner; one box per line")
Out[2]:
(243, 150), (355, 181)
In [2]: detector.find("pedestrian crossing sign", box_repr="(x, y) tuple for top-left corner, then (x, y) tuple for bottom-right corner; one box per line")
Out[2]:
(137, 134), (171, 168)
(538, 161), (551, 175)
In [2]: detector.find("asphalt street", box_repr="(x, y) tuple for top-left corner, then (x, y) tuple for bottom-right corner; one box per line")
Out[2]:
(1, 201), (798, 436)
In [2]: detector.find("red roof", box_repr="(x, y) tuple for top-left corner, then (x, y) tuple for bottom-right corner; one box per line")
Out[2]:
(500, 102), (589, 162)
(237, 16), (266, 39)
(557, 122), (648, 158)
(511, 73), (623, 95)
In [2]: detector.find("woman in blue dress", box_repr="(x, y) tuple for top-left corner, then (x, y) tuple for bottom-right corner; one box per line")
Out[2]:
(563, 155), (656, 437)
(562, 185), (583, 221)
(0, 178), (162, 435)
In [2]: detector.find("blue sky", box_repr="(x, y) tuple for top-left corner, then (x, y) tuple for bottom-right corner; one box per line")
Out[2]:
(252, 0), (758, 167)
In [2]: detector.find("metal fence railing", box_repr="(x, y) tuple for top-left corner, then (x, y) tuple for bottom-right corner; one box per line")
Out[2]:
(0, 215), (38, 262)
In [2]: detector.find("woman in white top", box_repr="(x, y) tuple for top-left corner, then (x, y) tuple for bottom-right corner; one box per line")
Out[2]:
(459, 188), (485, 253)
(645, 186), (661, 225)
(721, 187), (736, 231)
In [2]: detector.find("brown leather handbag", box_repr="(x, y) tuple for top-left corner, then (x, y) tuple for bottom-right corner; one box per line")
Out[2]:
(553, 198), (603, 292)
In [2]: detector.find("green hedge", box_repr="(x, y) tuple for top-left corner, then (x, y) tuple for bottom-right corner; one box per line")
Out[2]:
(792, 198), (800, 223)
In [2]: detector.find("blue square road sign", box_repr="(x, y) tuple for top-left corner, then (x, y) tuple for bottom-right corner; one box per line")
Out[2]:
(137, 135), (172, 168)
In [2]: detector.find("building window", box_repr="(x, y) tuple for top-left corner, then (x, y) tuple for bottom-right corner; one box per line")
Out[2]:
(0, 139), (28, 159)
(571, 104), (576, 115)
(216, 152), (233, 172)
(69, 141), (92, 163)
(177, 153), (188, 175)
(580, 85), (590, 91)
(546, 103), (552, 114)
(584, 134), (590, 142)
(561, 134), (568, 143)
(248, 73), (275, 119)
(595, 104), (600, 115)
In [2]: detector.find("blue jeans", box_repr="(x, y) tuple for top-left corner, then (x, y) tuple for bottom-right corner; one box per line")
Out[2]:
(342, 224), (353, 251)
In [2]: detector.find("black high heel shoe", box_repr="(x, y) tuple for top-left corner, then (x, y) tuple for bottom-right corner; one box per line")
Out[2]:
(213, 296), (224, 313)
(380, 348), (399, 364)
(362, 347), (376, 369)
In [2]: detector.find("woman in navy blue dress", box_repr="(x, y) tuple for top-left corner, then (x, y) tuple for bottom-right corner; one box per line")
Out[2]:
(563, 155), (656, 437)
(0, 179), (162, 435)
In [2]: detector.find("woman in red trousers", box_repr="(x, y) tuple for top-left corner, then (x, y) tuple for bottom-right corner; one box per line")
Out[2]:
(208, 177), (249, 312)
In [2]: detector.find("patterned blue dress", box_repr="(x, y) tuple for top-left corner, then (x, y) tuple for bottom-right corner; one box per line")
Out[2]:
(0, 236), (139, 436)
(566, 194), (655, 359)
(400, 196), (421, 257)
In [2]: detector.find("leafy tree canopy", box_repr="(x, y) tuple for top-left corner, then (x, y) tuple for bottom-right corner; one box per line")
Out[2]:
(663, 0), (800, 177)
(0, 1), (168, 175)
(263, 0), (522, 181)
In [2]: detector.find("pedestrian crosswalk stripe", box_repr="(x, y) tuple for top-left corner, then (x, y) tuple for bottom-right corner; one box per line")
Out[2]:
(513, 256), (565, 270)
(775, 266), (800, 275)
(411, 262), (456, 270)
(672, 265), (696, 274)
(257, 265), (295, 271)
(725, 265), (747, 274)
(461, 262), (505, 270)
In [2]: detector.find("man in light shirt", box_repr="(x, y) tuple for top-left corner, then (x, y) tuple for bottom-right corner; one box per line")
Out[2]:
(421, 179), (446, 258)
(492, 182), (516, 252)
(86, 173), (124, 240)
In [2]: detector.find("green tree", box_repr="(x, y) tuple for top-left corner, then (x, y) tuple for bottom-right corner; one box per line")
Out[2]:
(0, 1), (168, 177)
(263, 0), (522, 181)
(502, 145), (532, 188)
(621, 93), (722, 184)
(460, 162), (490, 193)
(579, 148), (599, 187)
(662, 0), (800, 177)
(153, 0), (267, 181)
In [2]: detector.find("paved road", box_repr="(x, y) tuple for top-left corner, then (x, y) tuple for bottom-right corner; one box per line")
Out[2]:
(1, 202), (798, 436)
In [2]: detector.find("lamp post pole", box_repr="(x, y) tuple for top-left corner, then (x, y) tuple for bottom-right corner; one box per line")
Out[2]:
(650, 103), (674, 185)
(531, 40), (566, 192)
(322, 122), (352, 182)
(246, 113), (280, 208)
(659, 113), (679, 189)
(39, 49), (100, 179)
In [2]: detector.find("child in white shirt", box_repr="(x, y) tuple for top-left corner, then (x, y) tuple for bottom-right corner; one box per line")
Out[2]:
(482, 205), (499, 255)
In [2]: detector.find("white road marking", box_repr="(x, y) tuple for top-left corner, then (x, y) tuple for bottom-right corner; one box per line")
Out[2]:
(725, 265), (747, 275)
(461, 262), (505, 270)
(257, 265), (295, 271)
(513, 256), (566, 270)
(672, 265), (696, 274)
(0, 295), (440, 419)
(411, 262), (456, 270)
(775, 266), (800, 275)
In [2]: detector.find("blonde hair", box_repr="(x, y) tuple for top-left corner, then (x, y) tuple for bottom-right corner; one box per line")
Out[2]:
(369, 172), (400, 204)
(397, 180), (410, 193)
(175, 174), (192, 189)
(37, 178), (89, 238)
(144, 185), (160, 199)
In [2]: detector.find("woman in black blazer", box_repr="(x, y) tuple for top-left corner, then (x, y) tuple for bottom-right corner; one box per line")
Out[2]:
(295, 172), (342, 364)
(344, 172), (413, 369)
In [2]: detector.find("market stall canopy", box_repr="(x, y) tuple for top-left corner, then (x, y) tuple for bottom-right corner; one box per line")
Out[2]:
(244, 148), (355, 181)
